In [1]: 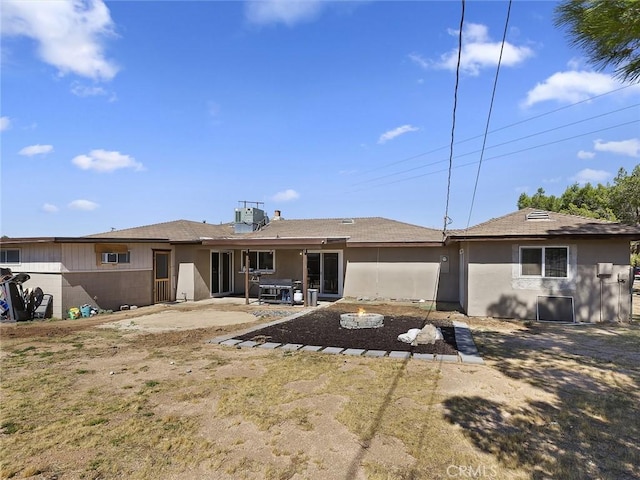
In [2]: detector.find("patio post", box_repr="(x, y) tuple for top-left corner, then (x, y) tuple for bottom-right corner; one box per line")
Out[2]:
(302, 249), (308, 306)
(244, 250), (250, 305)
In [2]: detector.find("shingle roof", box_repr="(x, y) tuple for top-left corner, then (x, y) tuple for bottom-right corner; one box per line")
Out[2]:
(448, 208), (640, 239)
(87, 220), (234, 242)
(242, 217), (443, 244)
(34, 209), (640, 245)
(86, 217), (443, 244)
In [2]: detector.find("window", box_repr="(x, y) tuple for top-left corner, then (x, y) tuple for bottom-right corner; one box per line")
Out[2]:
(0, 249), (20, 264)
(246, 250), (274, 271)
(101, 251), (130, 264)
(520, 246), (568, 278)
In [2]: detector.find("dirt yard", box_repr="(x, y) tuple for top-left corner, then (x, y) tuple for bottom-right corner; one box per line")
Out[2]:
(1, 298), (639, 479)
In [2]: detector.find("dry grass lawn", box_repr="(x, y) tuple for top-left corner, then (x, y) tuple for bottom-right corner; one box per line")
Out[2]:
(1, 298), (639, 479)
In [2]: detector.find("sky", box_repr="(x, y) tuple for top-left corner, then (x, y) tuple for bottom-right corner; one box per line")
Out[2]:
(1, 0), (639, 238)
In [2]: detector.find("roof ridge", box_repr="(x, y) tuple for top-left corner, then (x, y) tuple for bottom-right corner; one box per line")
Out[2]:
(544, 209), (618, 224)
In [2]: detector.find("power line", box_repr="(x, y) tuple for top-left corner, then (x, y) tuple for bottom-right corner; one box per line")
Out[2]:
(351, 103), (638, 187)
(443, 0), (465, 237)
(358, 83), (637, 177)
(347, 119), (639, 190)
(466, 0), (512, 230)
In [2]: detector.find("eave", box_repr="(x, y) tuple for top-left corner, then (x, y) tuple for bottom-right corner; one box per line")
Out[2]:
(445, 233), (640, 244)
(201, 237), (349, 247)
(346, 241), (443, 248)
(0, 237), (170, 245)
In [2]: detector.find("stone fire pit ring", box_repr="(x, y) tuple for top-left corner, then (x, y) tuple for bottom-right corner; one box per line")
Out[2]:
(340, 312), (384, 329)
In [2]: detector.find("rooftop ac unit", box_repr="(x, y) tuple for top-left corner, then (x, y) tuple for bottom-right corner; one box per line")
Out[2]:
(235, 207), (265, 225)
(234, 207), (266, 233)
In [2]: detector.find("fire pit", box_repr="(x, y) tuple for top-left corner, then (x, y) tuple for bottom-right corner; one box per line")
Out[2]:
(340, 308), (384, 329)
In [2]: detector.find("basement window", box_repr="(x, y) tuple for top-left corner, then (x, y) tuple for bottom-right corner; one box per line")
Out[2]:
(520, 246), (568, 278)
(0, 248), (20, 264)
(101, 252), (131, 264)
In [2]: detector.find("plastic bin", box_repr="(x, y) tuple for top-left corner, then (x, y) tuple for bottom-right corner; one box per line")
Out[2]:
(307, 289), (318, 307)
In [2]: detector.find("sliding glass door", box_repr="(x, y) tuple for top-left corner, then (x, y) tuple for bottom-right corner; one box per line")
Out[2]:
(211, 251), (233, 296)
(307, 251), (342, 297)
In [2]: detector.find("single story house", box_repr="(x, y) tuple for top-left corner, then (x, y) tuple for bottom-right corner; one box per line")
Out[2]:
(1, 206), (638, 323)
(448, 208), (639, 323)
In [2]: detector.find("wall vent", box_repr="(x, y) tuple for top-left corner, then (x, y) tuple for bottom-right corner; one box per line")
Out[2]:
(526, 211), (550, 221)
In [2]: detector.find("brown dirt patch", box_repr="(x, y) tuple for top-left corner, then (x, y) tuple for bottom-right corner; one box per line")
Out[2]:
(2, 298), (639, 479)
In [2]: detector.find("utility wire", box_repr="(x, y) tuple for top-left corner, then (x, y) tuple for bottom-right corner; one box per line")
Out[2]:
(358, 83), (637, 177)
(348, 119), (639, 190)
(352, 103), (638, 187)
(443, 0), (465, 237)
(466, 0), (512, 230)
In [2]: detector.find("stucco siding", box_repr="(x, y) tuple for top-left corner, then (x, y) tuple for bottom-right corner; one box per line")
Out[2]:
(62, 270), (153, 316)
(573, 240), (632, 322)
(466, 239), (633, 322)
(194, 249), (211, 300)
(274, 249), (305, 281)
(343, 247), (458, 302)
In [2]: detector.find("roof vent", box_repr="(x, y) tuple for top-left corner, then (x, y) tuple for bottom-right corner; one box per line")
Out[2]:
(341, 218), (355, 224)
(526, 210), (550, 221)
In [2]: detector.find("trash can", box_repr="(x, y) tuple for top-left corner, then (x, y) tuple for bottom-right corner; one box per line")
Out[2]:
(80, 304), (92, 318)
(307, 289), (318, 307)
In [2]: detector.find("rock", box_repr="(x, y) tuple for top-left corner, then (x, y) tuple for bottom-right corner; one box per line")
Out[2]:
(397, 328), (421, 344)
(415, 324), (443, 345)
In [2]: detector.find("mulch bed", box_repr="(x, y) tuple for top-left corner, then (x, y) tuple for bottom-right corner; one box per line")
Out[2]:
(236, 303), (458, 355)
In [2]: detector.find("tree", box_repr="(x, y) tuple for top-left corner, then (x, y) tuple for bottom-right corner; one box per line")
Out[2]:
(559, 182), (616, 220)
(517, 188), (561, 212)
(517, 165), (640, 226)
(610, 165), (640, 225)
(554, 0), (640, 82)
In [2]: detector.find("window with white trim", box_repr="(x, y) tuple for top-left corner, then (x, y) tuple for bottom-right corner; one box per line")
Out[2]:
(520, 246), (568, 278)
(101, 251), (130, 264)
(247, 250), (274, 271)
(0, 248), (20, 264)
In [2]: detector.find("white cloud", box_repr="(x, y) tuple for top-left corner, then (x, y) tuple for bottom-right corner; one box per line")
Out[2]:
(594, 138), (640, 158)
(543, 177), (563, 184)
(431, 23), (533, 76)
(272, 189), (300, 202)
(572, 168), (611, 185)
(245, 0), (324, 26)
(70, 82), (107, 97)
(566, 57), (583, 70)
(68, 199), (99, 211)
(1, 0), (119, 81)
(408, 53), (430, 70)
(42, 203), (59, 213)
(378, 125), (419, 144)
(19, 144), (53, 156)
(0, 116), (10, 131)
(523, 71), (622, 107)
(577, 150), (596, 160)
(72, 149), (143, 172)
